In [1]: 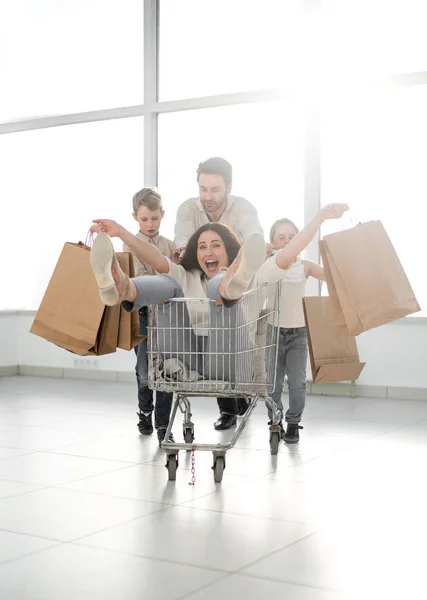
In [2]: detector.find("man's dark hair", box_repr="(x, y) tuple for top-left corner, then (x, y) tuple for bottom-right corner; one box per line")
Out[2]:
(196, 157), (233, 187)
(180, 223), (241, 272)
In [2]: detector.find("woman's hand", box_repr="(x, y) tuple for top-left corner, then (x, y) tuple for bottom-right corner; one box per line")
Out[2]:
(89, 223), (103, 234)
(91, 219), (123, 238)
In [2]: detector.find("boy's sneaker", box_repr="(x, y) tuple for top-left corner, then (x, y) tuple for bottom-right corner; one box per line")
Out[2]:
(283, 423), (303, 444)
(137, 411), (153, 435)
(157, 428), (175, 446)
(218, 233), (266, 300)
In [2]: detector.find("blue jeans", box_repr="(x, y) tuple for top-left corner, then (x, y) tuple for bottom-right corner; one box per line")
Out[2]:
(134, 306), (172, 429)
(270, 327), (308, 424)
(123, 273), (242, 417)
(134, 338), (173, 429)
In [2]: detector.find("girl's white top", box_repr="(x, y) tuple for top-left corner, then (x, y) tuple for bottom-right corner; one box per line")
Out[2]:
(253, 255), (307, 328)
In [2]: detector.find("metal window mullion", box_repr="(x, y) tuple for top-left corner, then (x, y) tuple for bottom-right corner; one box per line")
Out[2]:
(0, 105), (146, 135)
(302, 0), (322, 295)
(143, 0), (160, 186)
(151, 88), (292, 114)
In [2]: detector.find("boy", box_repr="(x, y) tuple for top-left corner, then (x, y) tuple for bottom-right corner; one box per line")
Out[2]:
(123, 187), (175, 445)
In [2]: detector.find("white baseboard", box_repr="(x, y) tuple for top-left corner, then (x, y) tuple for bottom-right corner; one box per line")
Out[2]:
(0, 365), (19, 376)
(1, 365), (427, 401)
(18, 365), (119, 383)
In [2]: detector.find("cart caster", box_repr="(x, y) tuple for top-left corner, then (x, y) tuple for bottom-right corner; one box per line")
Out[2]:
(183, 427), (194, 445)
(269, 431), (280, 455)
(166, 453), (178, 481)
(212, 455), (225, 483)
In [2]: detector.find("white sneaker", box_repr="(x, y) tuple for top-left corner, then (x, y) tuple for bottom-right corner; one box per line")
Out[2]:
(219, 233), (266, 300)
(90, 233), (128, 305)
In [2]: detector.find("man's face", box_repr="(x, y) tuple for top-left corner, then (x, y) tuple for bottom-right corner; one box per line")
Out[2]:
(198, 173), (231, 215)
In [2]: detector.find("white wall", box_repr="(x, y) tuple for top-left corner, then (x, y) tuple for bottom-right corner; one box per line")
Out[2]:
(356, 320), (427, 389)
(1, 311), (426, 389)
(16, 313), (135, 372)
(0, 313), (18, 367)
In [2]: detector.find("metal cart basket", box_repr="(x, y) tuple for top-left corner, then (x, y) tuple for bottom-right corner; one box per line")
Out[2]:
(147, 282), (282, 482)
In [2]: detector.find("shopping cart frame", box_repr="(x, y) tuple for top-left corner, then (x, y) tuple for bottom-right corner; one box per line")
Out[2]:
(147, 282), (282, 482)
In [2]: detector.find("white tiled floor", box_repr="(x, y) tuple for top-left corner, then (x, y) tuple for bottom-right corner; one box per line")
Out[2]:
(0, 376), (427, 599)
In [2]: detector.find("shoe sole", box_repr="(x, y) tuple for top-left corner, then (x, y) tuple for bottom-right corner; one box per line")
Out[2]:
(219, 233), (266, 300)
(90, 233), (120, 306)
(213, 420), (237, 431)
(138, 428), (154, 435)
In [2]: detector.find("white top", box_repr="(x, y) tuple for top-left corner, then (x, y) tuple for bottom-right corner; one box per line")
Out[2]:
(166, 260), (210, 332)
(254, 255), (307, 328)
(123, 231), (175, 276)
(174, 195), (264, 247)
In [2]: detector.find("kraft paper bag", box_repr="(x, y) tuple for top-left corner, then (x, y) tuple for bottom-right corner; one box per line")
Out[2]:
(30, 242), (107, 355)
(320, 221), (420, 335)
(116, 252), (145, 351)
(303, 296), (365, 384)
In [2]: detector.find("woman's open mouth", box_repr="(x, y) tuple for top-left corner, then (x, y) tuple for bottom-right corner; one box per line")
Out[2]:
(205, 259), (219, 273)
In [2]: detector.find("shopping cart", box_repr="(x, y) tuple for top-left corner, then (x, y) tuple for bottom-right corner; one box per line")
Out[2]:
(147, 282), (282, 482)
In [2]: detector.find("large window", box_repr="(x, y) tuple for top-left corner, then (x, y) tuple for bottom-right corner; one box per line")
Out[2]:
(0, 0), (144, 121)
(318, 0), (427, 83)
(0, 118), (143, 310)
(321, 86), (427, 312)
(1, 0), (427, 318)
(158, 101), (304, 240)
(159, 0), (304, 100)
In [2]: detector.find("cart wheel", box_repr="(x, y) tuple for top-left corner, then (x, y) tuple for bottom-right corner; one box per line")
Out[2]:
(183, 428), (194, 444)
(167, 454), (178, 481)
(269, 432), (280, 455)
(213, 456), (225, 483)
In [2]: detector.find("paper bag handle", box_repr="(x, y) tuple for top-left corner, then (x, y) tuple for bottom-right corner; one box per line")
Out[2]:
(340, 210), (361, 231)
(84, 230), (94, 248)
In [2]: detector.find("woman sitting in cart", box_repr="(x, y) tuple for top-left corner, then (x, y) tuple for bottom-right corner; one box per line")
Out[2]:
(89, 203), (348, 429)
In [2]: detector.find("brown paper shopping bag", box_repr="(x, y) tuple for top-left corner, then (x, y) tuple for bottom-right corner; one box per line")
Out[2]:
(320, 221), (420, 335)
(319, 239), (361, 332)
(303, 297), (365, 384)
(52, 302), (120, 356)
(30, 242), (108, 355)
(92, 304), (120, 355)
(116, 252), (145, 351)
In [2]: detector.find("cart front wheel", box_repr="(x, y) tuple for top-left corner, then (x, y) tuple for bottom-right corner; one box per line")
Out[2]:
(213, 456), (225, 483)
(166, 454), (178, 481)
(269, 432), (280, 455)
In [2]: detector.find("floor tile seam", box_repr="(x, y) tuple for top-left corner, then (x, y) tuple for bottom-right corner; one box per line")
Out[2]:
(231, 528), (321, 576)
(173, 503), (317, 526)
(69, 538), (232, 575)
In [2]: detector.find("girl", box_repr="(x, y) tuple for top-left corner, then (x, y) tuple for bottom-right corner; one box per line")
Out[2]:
(254, 213), (333, 444)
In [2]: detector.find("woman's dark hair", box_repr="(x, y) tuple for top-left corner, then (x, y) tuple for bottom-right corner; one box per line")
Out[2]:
(180, 223), (241, 272)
